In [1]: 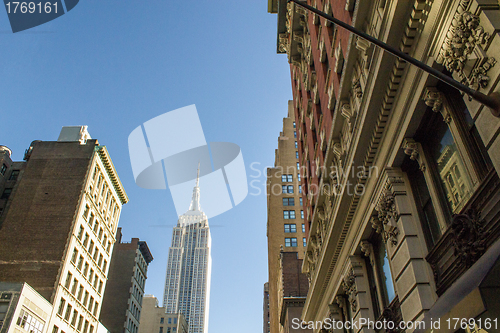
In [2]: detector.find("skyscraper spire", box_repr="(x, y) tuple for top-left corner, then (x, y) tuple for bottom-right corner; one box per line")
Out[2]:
(189, 163), (201, 211)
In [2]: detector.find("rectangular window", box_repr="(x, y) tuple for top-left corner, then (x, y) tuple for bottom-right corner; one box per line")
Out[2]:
(281, 174), (293, 182)
(285, 238), (298, 247)
(294, 131), (297, 138)
(296, 162), (300, 170)
(77, 316), (84, 332)
(283, 210), (296, 219)
(8, 170), (19, 181)
(298, 173), (301, 181)
(159, 328), (163, 333)
(83, 292), (89, 307)
(71, 249), (78, 264)
(284, 224), (296, 233)
(299, 185), (302, 194)
(71, 309), (78, 327)
(52, 325), (59, 333)
(168, 318), (172, 324)
(293, 121), (296, 128)
(57, 299), (66, 316)
(287, 185), (294, 193)
(282, 198), (295, 206)
(83, 205), (90, 220)
(160, 318), (164, 324)
(65, 272), (72, 288)
(1, 188), (12, 200)
(303, 237), (307, 247)
(302, 223), (305, 233)
(301, 210), (304, 219)
(0, 164), (7, 175)
(71, 278), (78, 295)
(296, 151), (299, 159)
(295, 141), (298, 149)
(83, 321), (89, 333)
(300, 197), (303, 206)
(64, 304), (72, 321)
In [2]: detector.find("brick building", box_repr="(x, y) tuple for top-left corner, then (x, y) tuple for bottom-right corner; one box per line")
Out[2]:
(100, 228), (153, 333)
(270, 0), (500, 331)
(266, 101), (308, 333)
(263, 283), (269, 333)
(0, 126), (128, 333)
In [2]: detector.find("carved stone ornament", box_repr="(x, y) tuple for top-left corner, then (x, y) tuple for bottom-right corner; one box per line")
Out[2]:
(402, 138), (419, 161)
(360, 241), (372, 257)
(374, 187), (400, 246)
(341, 269), (357, 312)
(437, 9), (495, 90)
(352, 78), (363, 98)
(423, 87), (443, 112)
(381, 303), (402, 333)
(278, 33), (289, 53)
(450, 208), (489, 268)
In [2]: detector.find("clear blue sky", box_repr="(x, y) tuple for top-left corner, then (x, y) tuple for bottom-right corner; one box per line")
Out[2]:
(0, 1), (291, 333)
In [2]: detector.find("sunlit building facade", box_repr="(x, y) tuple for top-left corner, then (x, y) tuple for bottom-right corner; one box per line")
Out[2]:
(163, 176), (211, 333)
(270, 0), (500, 331)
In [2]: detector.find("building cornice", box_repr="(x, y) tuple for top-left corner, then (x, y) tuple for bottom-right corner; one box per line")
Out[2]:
(95, 146), (129, 204)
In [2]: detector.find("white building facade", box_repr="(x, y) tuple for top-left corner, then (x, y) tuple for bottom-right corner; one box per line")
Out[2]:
(163, 176), (211, 333)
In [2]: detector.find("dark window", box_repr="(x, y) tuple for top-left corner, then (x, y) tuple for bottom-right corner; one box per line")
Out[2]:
(159, 328), (163, 333)
(160, 318), (164, 324)
(282, 198), (295, 206)
(1, 188), (12, 200)
(8, 170), (19, 181)
(293, 122), (296, 128)
(0, 164), (7, 175)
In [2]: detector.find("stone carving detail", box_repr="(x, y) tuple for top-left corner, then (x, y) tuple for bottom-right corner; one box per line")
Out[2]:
(380, 299), (403, 333)
(352, 79), (363, 98)
(423, 87), (443, 112)
(468, 57), (497, 91)
(335, 296), (349, 323)
(374, 186), (400, 246)
(341, 269), (357, 312)
(402, 138), (419, 160)
(450, 208), (489, 268)
(360, 241), (371, 257)
(278, 33), (289, 53)
(437, 9), (495, 90)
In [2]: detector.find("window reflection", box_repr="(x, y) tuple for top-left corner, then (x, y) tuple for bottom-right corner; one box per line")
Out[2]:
(432, 128), (473, 213)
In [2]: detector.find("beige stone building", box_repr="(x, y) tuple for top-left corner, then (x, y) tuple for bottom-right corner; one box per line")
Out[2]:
(269, 0), (500, 332)
(0, 282), (53, 333)
(267, 102), (309, 333)
(137, 296), (187, 333)
(0, 126), (128, 333)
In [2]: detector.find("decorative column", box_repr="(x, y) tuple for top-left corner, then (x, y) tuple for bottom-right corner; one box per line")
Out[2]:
(371, 168), (436, 328)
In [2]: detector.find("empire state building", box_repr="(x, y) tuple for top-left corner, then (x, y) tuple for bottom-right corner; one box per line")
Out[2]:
(163, 171), (212, 333)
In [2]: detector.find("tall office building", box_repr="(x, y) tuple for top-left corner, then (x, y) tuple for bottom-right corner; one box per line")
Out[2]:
(266, 102), (307, 333)
(0, 126), (128, 333)
(163, 173), (211, 333)
(100, 228), (153, 333)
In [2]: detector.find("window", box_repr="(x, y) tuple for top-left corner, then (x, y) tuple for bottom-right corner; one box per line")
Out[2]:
(285, 238), (298, 247)
(298, 173), (301, 181)
(9, 170), (19, 180)
(57, 299), (66, 316)
(296, 162), (300, 170)
(300, 197), (303, 206)
(159, 328), (163, 333)
(64, 304), (72, 321)
(173, 318), (177, 324)
(295, 141), (298, 149)
(52, 325), (59, 333)
(283, 210), (296, 219)
(284, 224), (296, 233)
(282, 198), (295, 206)
(301, 210), (304, 219)
(303, 237), (307, 247)
(288, 185), (294, 193)
(160, 318), (164, 324)
(71, 249), (78, 263)
(168, 318), (172, 324)
(296, 151), (299, 159)
(294, 131), (297, 138)
(282, 185), (294, 194)
(302, 224), (305, 232)
(0, 302), (8, 321)
(65, 272), (72, 288)
(77, 316), (84, 332)
(16, 309), (45, 333)
(0, 164), (7, 175)
(281, 174), (293, 182)
(293, 121), (296, 128)
(1, 188), (12, 200)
